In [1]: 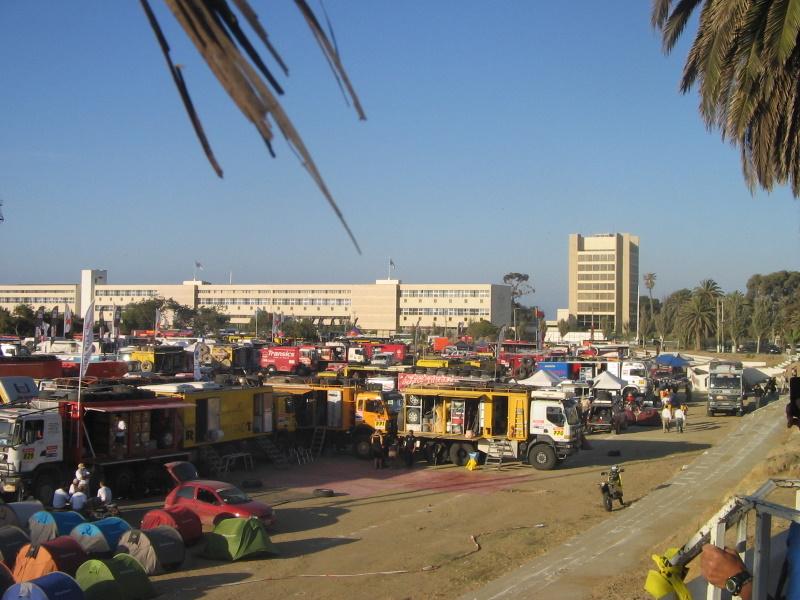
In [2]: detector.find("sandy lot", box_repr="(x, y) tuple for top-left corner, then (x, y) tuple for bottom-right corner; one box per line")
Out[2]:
(118, 400), (745, 600)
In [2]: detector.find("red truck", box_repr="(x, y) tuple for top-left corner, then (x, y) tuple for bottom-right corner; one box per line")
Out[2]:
(259, 345), (319, 375)
(497, 340), (541, 379)
(372, 343), (408, 363)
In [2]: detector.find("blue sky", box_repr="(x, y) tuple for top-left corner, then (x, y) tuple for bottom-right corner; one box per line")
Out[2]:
(1, 2), (798, 317)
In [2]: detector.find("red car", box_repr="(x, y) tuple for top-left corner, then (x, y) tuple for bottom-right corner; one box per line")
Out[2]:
(163, 461), (276, 528)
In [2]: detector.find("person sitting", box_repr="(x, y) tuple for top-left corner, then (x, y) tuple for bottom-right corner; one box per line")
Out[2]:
(96, 480), (112, 506)
(52, 486), (70, 510)
(68, 478), (81, 495)
(70, 484), (88, 512)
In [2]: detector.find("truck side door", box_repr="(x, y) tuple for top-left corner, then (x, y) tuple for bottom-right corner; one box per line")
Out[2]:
(20, 416), (61, 472)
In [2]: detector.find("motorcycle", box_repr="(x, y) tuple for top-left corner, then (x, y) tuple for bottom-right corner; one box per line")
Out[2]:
(599, 467), (625, 512)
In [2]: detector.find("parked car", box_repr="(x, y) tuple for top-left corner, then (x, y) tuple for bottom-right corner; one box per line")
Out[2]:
(163, 461), (276, 527)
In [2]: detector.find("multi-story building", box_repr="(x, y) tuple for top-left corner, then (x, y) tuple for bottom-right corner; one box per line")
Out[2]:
(567, 233), (639, 333)
(0, 270), (512, 336)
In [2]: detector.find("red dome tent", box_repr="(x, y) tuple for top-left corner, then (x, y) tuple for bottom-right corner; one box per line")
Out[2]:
(140, 506), (201, 546)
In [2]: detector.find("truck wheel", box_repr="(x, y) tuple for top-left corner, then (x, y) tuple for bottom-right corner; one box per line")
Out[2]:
(737, 409), (744, 417)
(140, 360), (154, 372)
(354, 435), (372, 460)
(449, 443), (472, 467)
(33, 469), (59, 505)
(113, 467), (136, 499)
(528, 444), (557, 470)
(138, 464), (165, 496)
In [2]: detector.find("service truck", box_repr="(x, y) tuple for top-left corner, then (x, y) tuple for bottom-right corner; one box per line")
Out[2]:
(707, 360), (746, 416)
(259, 345), (319, 375)
(398, 383), (582, 470)
(0, 377), (188, 503)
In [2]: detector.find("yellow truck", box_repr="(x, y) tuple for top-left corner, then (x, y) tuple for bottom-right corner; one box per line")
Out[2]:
(140, 382), (295, 447)
(399, 384), (582, 469)
(266, 378), (399, 458)
(121, 346), (189, 375)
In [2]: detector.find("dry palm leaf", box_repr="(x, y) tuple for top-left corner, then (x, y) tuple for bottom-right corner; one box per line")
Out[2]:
(141, 0), (364, 253)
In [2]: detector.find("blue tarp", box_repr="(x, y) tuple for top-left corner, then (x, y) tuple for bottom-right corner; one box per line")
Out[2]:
(655, 354), (690, 367)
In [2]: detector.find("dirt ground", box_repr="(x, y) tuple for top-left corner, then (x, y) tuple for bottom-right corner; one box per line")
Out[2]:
(117, 398), (751, 600)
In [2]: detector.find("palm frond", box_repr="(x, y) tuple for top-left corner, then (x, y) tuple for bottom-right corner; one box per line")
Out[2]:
(661, 0), (705, 53)
(765, 0), (800, 64)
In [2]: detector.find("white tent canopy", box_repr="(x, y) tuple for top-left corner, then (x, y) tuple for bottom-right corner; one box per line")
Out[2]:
(517, 369), (562, 388)
(591, 371), (627, 391)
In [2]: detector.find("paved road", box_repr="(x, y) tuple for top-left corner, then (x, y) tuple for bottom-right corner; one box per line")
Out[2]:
(462, 398), (787, 600)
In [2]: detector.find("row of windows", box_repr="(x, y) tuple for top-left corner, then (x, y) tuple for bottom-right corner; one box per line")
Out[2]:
(577, 263), (616, 272)
(577, 253), (615, 262)
(400, 290), (490, 298)
(198, 288), (350, 295)
(402, 316), (478, 322)
(400, 308), (489, 316)
(202, 297), (351, 306)
(98, 290), (158, 297)
(577, 302), (616, 312)
(0, 289), (75, 294)
(577, 292), (615, 301)
(0, 297), (75, 304)
(577, 283), (615, 291)
(577, 273), (616, 281)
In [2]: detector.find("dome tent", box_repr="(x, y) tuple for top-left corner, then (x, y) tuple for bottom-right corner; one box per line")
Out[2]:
(29, 513), (86, 546)
(70, 519), (130, 556)
(12, 537), (87, 581)
(76, 554), (155, 600)
(202, 517), (278, 561)
(116, 527), (185, 575)
(140, 507), (201, 546)
(0, 562), (13, 596)
(0, 508), (20, 531)
(7, 503), (44, 531)
(0, 527), (30, 569)
(2, 572), (84, 600)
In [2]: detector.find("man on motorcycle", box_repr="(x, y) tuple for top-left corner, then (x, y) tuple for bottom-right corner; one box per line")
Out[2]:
(599, 465), (626, 511)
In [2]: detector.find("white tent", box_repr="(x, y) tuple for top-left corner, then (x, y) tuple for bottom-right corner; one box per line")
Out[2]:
(591, 371), (627, 391)
(517, 370), (562, 388)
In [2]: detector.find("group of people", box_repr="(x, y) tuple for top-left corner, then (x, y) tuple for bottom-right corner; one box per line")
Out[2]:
(370, 431), (416, 469)
(661, 400), (688, 433)
(51, 463), (113, 513)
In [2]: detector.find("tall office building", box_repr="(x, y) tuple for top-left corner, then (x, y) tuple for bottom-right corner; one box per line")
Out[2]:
(568, 233), (639, 333)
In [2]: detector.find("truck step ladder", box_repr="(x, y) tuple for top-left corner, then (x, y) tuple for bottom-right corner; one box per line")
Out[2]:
(485, 439), (513, 470)
(196, 445), (225, 478)
(254, 437), (289, 469)
(310, 427), (327, 458)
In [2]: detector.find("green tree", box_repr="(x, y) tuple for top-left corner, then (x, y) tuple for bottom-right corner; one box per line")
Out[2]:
(0, 308), (14, 334)
(725, 291), (750, 353)
(281, 318), (318, 341)
(750, 296), (774, 353)
(193, 307), (230, 336)
(163, 299), (196, 329)
(12, 305), (36, 337)
(503, 272), (534, 303)
(557, 319), (569, 339)
(246, 310), (272, 336)
(653, 1), (800, 196)
(678, 295), (716, 350)
(694, 279), (723, 305)
(121, 299), (163, 333)
(643, 272), (657, 322)
(467, 319), (498, 340)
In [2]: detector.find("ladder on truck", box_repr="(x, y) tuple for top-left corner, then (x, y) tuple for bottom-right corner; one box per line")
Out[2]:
(484, 439), (513, 470)
(310, 427), (327, 458)
(254, 437), (289, 469)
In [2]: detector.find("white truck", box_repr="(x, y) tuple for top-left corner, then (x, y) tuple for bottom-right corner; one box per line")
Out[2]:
(605, 360), (651, 397)
(707, 360), (745, 416)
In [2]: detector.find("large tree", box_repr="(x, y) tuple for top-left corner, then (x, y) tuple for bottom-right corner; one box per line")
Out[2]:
(121, 299), (163, 333)
(750, 295), (774, 353)
(281, 318), (318, 341)
(726, 291), (751, 353)
(467, 319), (499, 341)
(0, 308), (14, 334)
(653, 0), (800, 196)
(678, 295), (716, 350)
(12, 305), (37, 337)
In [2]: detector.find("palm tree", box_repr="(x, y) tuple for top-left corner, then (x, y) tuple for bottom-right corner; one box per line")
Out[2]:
(726, 291), (751, 353)
(694, 279), (722, 305)
(678, 295), (716, 350)
(643, 273), (657, 343)
(652, 1), (800, 196)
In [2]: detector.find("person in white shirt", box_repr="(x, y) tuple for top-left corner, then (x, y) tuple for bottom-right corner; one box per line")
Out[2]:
(674, 407), (686, 433)
(661, 406), (673, 433)
(114, 416), (127, 448)
(68, 478), (81, 495)
(52, 487), (70, 509)
(75, 463), (90, 485)
(70, 485), (88, 511)
(96, 481), (112, 505)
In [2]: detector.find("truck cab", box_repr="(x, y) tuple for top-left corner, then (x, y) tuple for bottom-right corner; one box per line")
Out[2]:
(620, 361), (651, 397)
(352, 388), (401, 458)
(0, 408), (64, 500)
(526, 389), (583, 468)
(707, 360), (745, 416)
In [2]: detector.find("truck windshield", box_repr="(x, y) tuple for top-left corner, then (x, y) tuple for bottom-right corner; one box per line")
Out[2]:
(0, 421), (17, 447)
(626, 369), (646, 377)
(710, 375), (741, 389)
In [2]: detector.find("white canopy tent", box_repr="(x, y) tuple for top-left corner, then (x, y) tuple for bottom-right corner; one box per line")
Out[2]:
(591, 371), (627, 391)
(516, 369), (563, 388)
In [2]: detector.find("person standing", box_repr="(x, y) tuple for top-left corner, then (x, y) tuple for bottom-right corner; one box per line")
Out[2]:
(113, 415), (127, 448)
(661, 405), (672, 433)
(75, 464), (90, 487)
(371, 432), (385, 469)
(674, 405), (686, 433)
